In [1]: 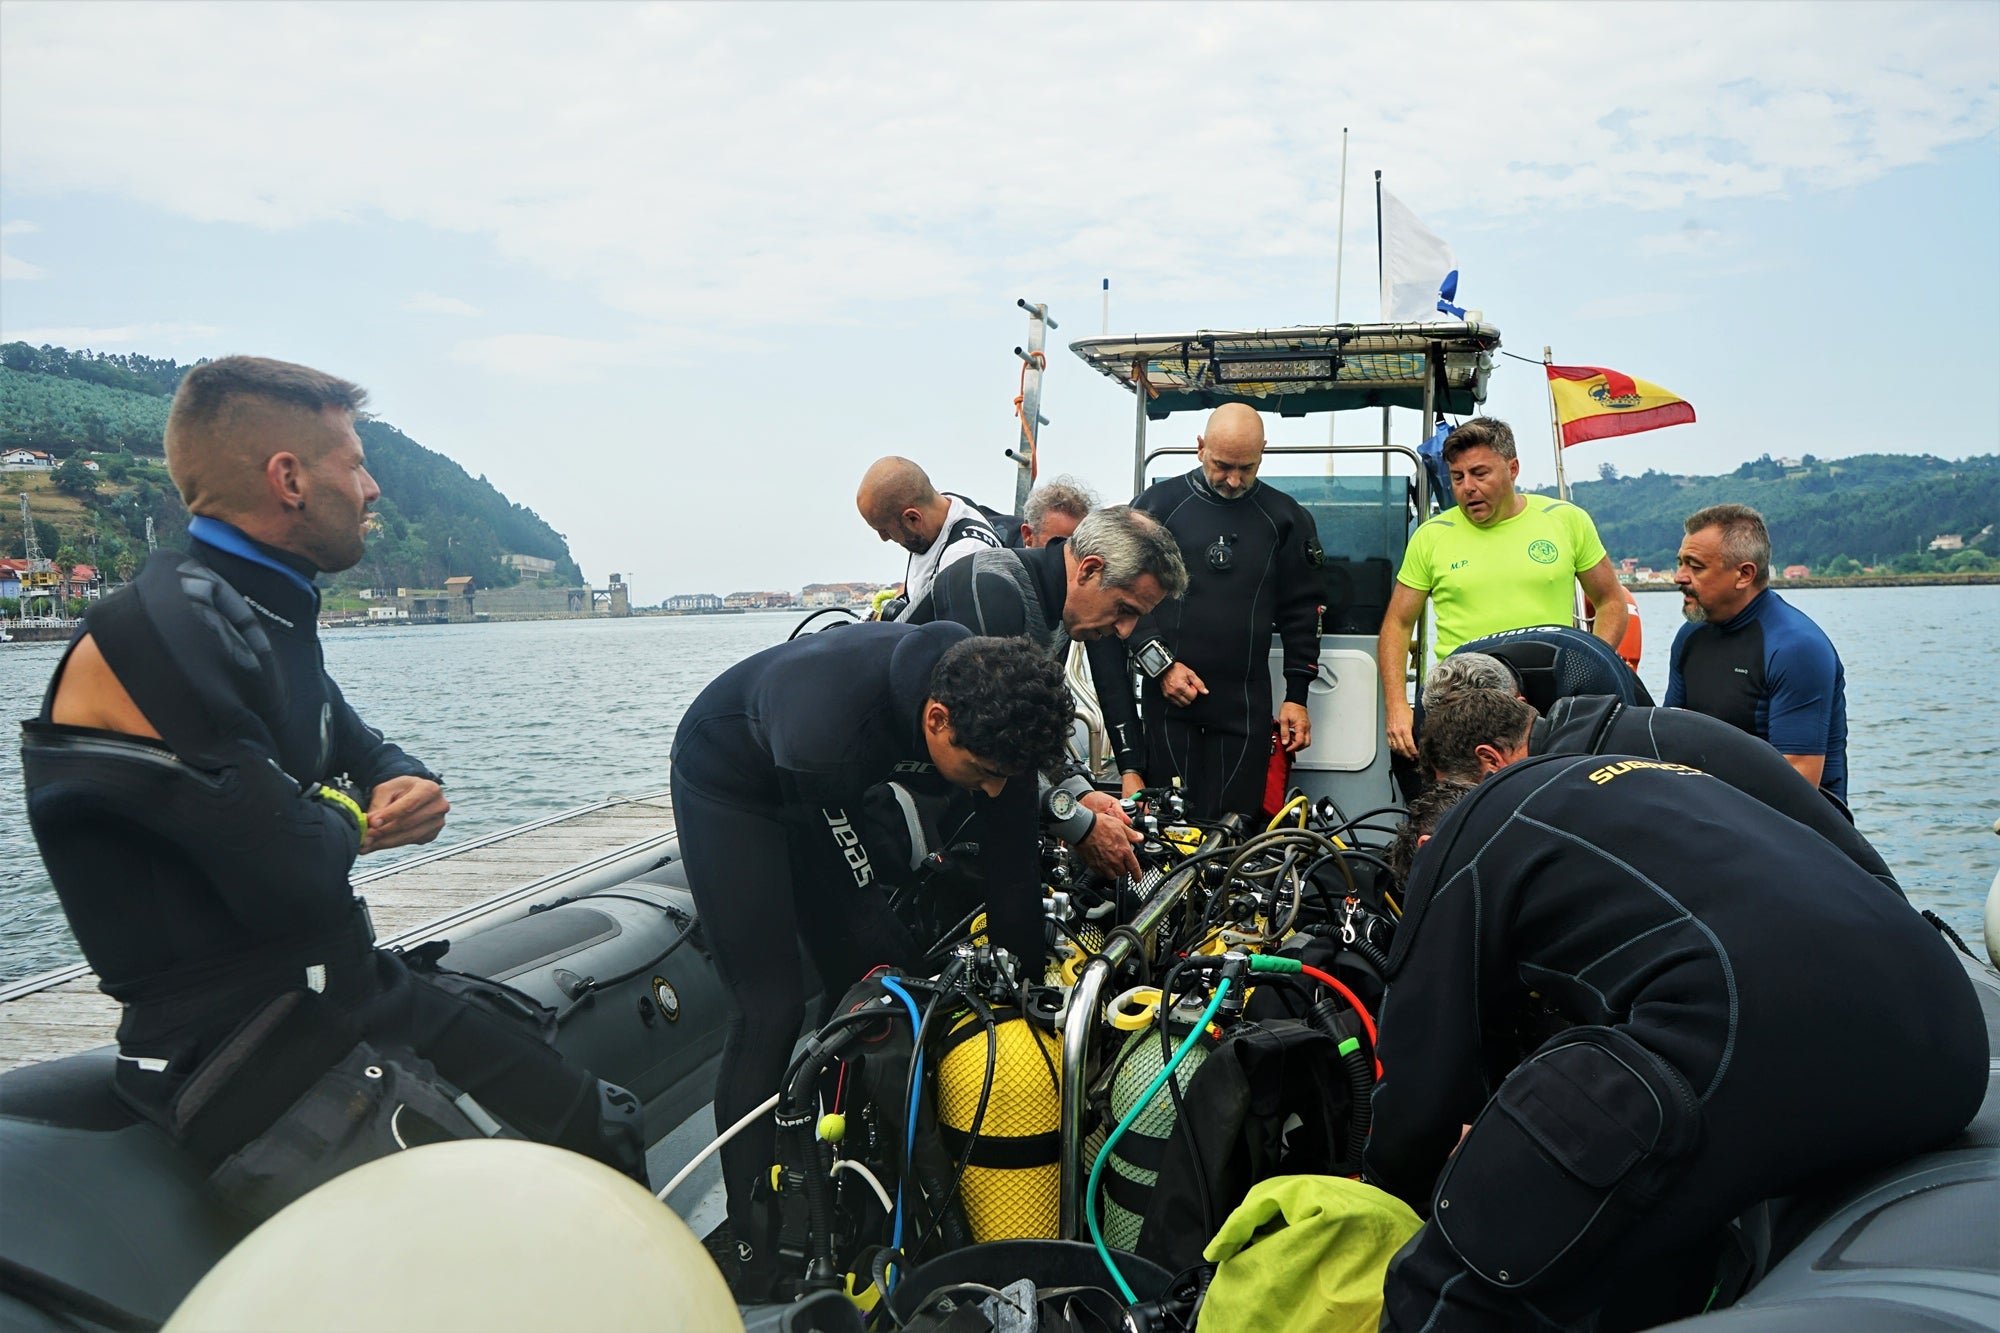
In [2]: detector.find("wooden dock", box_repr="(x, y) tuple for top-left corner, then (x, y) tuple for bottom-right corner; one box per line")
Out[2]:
(0, 790), (677, 1073)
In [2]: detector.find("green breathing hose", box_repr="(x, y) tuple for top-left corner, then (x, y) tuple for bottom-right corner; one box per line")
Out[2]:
(1086, 975), (1233, 1303)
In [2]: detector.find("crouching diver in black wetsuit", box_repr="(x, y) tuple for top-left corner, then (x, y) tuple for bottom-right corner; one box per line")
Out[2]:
(20, 357), (645, 1214)
(1418, 680), (1902, 895)
(1366, 759), (1987, 1332)
(668, 624), (1073, 1297)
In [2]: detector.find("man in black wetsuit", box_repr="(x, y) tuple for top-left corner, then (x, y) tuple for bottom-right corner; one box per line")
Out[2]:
(1117, 403), (1324, 818)
(668, 625), (1072, 1294)
(1417, 685), (1900, 893)
(20, 356), (643, 1192)
(903, 505), (1187, 869)
(1367, 761), (1987, 1331)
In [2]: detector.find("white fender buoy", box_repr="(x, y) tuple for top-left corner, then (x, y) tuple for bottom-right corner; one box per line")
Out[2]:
(166, 1140), (743, 1333)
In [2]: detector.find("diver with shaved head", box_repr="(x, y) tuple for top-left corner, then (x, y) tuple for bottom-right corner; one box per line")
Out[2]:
(1113, 403), (1326, 818)
(856, 455), (1002, 615)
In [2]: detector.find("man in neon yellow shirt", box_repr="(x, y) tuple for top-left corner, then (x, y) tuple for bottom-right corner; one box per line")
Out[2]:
(1378, 418), (1627, 759)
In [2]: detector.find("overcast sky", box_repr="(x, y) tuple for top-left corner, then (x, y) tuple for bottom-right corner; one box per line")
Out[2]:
(3, 2), (1996, 598)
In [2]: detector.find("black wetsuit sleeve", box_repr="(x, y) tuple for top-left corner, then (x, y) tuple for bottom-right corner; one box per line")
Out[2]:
(1085, 637), (1144, 773)
(1275, 505), (1324, 707)
(1365, 866), (1500, 1207)
(325, 676), (438, 791)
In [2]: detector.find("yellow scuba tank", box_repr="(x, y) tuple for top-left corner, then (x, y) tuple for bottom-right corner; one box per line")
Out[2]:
(1091, 1018), (1215, 1251)
(933, 1010), (1062, 1241)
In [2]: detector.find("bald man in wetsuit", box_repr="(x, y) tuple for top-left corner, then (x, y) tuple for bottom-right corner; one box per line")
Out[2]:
(856, 456), (1002, 616)
(1116, 403), (1324, 818)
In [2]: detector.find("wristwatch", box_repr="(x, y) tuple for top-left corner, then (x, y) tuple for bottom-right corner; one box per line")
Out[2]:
(1133, 639), (1175, 679)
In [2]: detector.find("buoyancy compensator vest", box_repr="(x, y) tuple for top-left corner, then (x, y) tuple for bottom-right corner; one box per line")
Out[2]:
(1451, 624), (1653, 711)
(1102, 1018), (1362, 1276)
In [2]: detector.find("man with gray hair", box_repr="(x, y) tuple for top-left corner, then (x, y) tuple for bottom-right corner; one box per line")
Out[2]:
(901, 505), (1188, 878)
(1020, 476), (1098, 547)
(1667, 503), (1849, 801)
(1419, 651), (1518, 709)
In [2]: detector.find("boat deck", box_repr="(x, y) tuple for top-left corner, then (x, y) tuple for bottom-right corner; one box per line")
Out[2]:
(0, 791), (677, 1073)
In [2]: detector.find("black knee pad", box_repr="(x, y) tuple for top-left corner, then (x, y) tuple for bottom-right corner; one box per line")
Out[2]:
(1432, 1026), (1700, 1294)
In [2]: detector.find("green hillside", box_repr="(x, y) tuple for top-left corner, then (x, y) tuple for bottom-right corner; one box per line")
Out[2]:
(1, 344), (584, 590)
(1536, 453), (1999, 575)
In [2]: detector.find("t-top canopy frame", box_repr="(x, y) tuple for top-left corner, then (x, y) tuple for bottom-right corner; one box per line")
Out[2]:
(1069, 321), (1500, 420)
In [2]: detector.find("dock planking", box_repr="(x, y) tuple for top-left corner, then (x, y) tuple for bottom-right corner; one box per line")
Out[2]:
(0, 791), (676, 1073)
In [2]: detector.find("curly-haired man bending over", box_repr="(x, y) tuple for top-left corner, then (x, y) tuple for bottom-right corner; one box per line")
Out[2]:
(668, 625), (1073, 1295)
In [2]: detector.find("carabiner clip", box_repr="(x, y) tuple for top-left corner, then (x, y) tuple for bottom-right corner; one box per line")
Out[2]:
(1340, 898), (1359, 946)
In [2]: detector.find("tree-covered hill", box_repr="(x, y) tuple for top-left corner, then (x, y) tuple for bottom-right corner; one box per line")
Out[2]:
(1, 344), (583, 590)
(1537, 453), (1999, 575)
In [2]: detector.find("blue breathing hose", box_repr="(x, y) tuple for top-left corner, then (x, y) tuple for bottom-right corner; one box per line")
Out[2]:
(1087, 976), (1232, 1303)
(877, 977), (925, 1274)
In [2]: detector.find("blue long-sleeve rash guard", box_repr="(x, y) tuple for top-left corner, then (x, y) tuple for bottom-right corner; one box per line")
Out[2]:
(1664, 588), (1848, 802)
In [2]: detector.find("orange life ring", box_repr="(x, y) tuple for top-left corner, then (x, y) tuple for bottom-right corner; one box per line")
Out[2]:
(1582, 593), (1645, 671)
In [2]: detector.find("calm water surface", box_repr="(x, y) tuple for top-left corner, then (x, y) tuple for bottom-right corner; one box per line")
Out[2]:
(3, 589), (1997, 984)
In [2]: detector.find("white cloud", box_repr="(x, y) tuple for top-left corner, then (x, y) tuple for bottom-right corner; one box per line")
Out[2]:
(1, 251), (46, 280)
(0, 220), (39, 235)
(0, 321), (220, 346)
(401, 292), (483, 317)
(0, 3), (1991, 331)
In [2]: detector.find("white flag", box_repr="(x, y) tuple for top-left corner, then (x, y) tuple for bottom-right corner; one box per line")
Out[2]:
(1380, 188), (1460, 323)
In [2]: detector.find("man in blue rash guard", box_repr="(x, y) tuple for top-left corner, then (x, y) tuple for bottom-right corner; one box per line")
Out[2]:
(22, 356), (644, 1183)
(1667, 504), (1849, 802)
(1367, 763), (1985, 1331)
(668, 625), (1072, 1295)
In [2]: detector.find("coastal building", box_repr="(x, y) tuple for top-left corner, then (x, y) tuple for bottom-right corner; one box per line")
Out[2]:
(2, 449), (53, 471)
(800, 581), (886, 607)
(723, 590), (795, 609)
(1928, 534), (1965, 553)
(0, 558), (24, 599)
(663, 593), (724, 611)
(504, 553), (558, 576)
(1783, 565), (1812, 581)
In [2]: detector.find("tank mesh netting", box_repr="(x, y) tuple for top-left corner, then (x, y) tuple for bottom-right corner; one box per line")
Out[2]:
(1092, 1027), (1213, 1249)
(934, 1014), (1063, 1241)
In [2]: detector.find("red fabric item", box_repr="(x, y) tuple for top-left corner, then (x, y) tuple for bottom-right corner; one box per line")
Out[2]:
(1262, 722), (1294, 820)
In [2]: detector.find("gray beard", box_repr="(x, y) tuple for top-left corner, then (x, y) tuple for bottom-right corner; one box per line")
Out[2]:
(1681, 599), (1709, 624)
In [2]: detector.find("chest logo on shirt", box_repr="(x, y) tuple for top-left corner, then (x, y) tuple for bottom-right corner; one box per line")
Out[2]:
(1527, 540), (1559, 565)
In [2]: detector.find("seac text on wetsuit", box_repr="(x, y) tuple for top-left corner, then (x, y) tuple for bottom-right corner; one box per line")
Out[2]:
(1367, 755), (1985, 1331)
(1125, 468), (1323, 818)
(20, 521), (638, 1174)
(1533, 694), (1898, 895)
(1665, 586), (1848, 802)
(667, 620), (1042, 1245)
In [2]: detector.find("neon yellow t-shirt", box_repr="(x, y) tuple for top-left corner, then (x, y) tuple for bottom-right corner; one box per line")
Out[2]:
(1397, 493), (1608, 658)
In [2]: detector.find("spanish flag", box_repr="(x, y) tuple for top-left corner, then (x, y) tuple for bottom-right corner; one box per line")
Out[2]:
(1546, 365), (1695, 446)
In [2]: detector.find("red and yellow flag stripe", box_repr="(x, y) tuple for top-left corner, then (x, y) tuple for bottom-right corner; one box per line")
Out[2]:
(1546, 365), (1695, 446)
